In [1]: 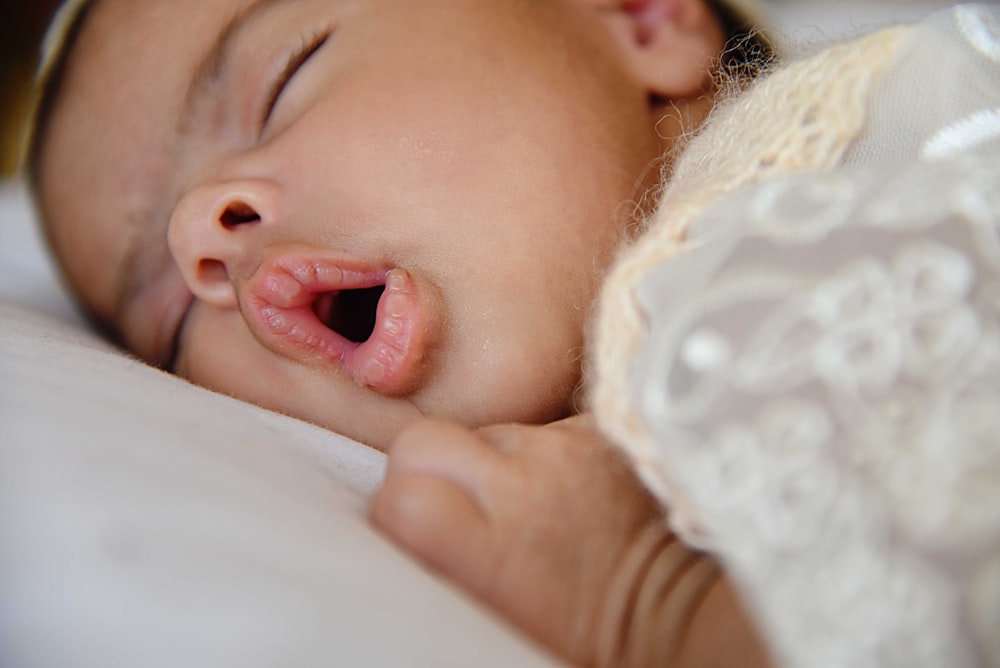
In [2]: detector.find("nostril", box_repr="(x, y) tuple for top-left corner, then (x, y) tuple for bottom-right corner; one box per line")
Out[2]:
(220, 202), (261, 228)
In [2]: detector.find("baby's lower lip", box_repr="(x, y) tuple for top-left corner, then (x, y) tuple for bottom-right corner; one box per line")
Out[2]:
(243, 256), (434, 396)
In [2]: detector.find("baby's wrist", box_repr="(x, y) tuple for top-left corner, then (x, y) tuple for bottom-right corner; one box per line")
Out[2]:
(594, 522), (769, 668)
(593, 522), (702, 667)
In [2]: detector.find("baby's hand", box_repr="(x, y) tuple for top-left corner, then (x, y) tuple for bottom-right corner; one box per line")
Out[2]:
(371, 417), (769, 667)
(371, 416), (659, 665)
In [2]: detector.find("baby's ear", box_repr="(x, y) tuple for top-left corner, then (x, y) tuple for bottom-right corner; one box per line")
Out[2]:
(601, 0), (726, 99)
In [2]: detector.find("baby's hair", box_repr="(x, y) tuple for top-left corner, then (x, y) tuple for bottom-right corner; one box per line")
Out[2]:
(708, 0), (775, 90)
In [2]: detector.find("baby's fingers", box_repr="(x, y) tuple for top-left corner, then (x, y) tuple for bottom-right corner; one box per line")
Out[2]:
(384, 418), (505, 503)
(370, 419), (506, 592)
(370, 470), (496, 592)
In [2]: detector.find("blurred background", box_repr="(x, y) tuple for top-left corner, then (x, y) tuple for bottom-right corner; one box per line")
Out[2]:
(0, 0), (969, 180)
(765, 0), (970, 39)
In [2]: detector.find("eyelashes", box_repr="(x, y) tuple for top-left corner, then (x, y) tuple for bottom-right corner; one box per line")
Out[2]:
(259, 28), (333, 134)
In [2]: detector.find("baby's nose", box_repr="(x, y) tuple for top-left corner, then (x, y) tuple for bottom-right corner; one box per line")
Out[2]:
(166, 178), (283, 309)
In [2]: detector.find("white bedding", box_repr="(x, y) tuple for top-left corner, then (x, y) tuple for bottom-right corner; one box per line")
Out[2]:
(0, 3), (962, 666)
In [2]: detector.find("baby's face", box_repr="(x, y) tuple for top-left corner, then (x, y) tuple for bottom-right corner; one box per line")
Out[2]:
(37, 0), (723, 447)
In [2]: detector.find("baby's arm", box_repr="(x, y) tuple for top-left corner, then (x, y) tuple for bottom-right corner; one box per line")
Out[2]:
(370, 417), (771, 667)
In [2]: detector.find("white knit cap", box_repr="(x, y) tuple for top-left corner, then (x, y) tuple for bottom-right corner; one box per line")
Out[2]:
(20, 0), (93, 169)
(38, 0), (92, 83)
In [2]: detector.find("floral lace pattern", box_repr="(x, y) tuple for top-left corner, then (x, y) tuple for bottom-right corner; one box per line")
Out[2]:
(620, 6), (1000, 667)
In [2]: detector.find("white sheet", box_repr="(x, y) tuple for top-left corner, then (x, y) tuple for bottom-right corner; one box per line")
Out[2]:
(0, 180), (79, 322)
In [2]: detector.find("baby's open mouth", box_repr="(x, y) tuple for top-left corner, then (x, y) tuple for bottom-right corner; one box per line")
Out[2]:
(312, 285), (386, 344)
(243, 257), (431, 396)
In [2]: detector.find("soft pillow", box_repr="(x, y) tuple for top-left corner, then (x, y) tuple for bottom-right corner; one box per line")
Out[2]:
(0, 180), (78, 322)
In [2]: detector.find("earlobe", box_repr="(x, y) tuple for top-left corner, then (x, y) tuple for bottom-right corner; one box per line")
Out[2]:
(604, 0), (727, 99)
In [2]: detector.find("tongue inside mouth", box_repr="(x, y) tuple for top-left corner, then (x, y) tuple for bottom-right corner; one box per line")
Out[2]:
(312, 285), (387, 343)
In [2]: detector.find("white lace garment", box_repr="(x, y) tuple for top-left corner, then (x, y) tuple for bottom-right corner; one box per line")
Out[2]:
(615, 6), (1000, 667)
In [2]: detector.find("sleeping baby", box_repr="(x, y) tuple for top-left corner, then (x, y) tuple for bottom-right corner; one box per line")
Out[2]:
(27, 0), (1000, 665)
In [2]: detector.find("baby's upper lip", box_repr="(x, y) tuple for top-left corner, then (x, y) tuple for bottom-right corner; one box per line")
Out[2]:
(241, 253), (438, 396)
